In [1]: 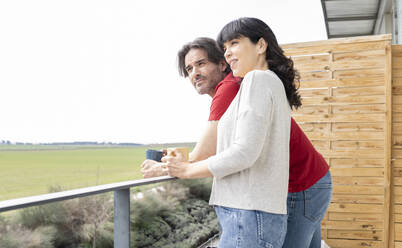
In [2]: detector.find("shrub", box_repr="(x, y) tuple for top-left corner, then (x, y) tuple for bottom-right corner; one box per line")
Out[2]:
(0, 225), (56, 248)
(130, 181), (218, 248)
(18, 186), (114, 248)
(1, 179), (218, 248)
(175, 178), (213, 201)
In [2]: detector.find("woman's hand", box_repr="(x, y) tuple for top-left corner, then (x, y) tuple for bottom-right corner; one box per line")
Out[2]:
(166, 161), (191, 178)
(162, 148), (188, 163)
(162, 150), (214, 179)
(162, 152), (190, 178)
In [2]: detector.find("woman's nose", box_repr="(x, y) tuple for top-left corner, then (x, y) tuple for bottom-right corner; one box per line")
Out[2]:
(224, 49), (231, 60)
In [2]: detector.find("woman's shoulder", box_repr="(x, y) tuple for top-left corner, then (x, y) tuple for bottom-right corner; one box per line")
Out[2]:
(244, 69), (279, 81)
(243, 70), (282, 89)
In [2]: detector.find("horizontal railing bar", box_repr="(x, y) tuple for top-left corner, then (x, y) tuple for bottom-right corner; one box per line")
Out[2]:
(0, 176), (176, 212)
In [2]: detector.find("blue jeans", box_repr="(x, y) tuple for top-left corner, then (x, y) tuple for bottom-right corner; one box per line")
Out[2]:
(215, 206), (287, 248)
(282, 171), (332, 248)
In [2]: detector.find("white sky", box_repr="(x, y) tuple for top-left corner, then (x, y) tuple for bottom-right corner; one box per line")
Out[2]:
(0, 0), (326, 144)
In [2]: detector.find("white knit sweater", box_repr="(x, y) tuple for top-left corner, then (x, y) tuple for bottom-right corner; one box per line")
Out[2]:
(206, 69), (291, 214)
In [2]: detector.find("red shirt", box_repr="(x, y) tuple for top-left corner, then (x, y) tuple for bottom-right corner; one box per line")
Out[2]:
(209, 72), (329, 192)
(209, 72), (241, 121)
(288, 118), (329, 192)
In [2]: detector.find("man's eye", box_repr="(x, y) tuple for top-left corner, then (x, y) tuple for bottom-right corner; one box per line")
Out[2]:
(231, 41), (238, 45)
(186, 67), (192, 73)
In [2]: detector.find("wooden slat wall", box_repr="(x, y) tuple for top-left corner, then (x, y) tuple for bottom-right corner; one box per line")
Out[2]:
(282, 34), (393, 248)
(392, 45), (402, 248)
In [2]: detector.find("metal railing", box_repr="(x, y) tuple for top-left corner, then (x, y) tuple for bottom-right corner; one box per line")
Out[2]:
(0, 176), (176, 248)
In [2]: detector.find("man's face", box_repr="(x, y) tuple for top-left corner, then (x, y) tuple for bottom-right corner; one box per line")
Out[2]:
(184, 48), (227, 96)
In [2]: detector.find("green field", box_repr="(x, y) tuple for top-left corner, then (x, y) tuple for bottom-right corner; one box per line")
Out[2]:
(0, 146), (166, 201)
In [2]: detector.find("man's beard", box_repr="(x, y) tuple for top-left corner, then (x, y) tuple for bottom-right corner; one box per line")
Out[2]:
(196, 80), (217, 95)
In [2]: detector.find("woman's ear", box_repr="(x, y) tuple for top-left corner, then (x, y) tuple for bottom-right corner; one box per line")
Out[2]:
(257, 38), (267, 55)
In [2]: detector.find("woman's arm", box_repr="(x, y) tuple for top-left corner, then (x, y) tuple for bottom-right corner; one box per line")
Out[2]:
(166, 71), (278, 179)
(206, 71), (276, 179)
(166, 160), (213, 178)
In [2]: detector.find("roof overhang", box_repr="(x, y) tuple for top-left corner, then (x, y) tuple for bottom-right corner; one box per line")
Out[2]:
(321, 0), (391, 38)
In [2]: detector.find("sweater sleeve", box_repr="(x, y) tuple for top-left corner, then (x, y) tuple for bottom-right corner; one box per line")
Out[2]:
(206, 70), (275, 179)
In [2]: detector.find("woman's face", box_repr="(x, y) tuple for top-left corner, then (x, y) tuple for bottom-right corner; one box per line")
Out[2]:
(223, 36), (266, 78)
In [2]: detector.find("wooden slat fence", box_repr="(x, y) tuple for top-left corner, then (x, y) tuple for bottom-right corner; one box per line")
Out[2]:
(282, 34), (393, 248)
(392, 45), (402, 248)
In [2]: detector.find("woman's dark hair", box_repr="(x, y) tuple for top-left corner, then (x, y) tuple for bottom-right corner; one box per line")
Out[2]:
(217, 17), (302, 110)
(177, 37), (231, 77)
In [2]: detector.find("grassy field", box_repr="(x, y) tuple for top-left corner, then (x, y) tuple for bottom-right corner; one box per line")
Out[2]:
(0, 145), (174, 201)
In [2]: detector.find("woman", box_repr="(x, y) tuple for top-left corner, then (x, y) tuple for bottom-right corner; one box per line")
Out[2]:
(165, 17), (301, 248)
(217, 18), (332, 248)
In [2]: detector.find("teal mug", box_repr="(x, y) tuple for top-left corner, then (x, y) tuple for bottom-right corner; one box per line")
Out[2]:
(146, 149), (163, 162)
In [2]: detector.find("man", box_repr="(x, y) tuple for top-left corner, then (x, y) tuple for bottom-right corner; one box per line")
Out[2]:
(141, 37), (332, 248)
(141, 37), (240, 177)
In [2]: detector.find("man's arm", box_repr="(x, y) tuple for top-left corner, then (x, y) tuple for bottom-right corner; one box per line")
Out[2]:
(141, 121), (217, 178)
(189, 121), (218, 162)
(189, 74), (240, 162)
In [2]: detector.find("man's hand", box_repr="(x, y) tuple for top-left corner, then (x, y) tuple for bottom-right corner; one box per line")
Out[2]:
(140, 159), (168, 178)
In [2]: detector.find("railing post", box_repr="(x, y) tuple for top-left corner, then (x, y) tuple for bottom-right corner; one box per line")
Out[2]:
(114, 188), (130, 248)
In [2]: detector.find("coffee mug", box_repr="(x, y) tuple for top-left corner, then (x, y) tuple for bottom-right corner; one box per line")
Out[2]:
(166, 147), (189, 161)
(146, 149), (163, 162)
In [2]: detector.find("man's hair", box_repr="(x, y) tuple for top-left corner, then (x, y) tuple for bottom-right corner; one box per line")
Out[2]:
(177, 37), (231, 77)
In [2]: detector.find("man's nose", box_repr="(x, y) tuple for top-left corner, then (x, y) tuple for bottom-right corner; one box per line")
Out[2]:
(190, 67), (201, 79)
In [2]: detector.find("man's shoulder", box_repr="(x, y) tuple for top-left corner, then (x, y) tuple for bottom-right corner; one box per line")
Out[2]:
(209, 73), (241, 121)
(222, 72), (242, 84)
(215, 73), (241, 93)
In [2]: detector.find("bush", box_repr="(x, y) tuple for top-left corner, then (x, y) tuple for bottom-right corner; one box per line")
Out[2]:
(0, 225), (57, 248)
(18, 187), (114, 248)
(1, 180), (218, 248)
(130, 181), (219, 248)
(175, 179), (213, 201)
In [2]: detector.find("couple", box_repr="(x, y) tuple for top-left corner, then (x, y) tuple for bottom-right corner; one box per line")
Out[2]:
(141, 17), (332, 248)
